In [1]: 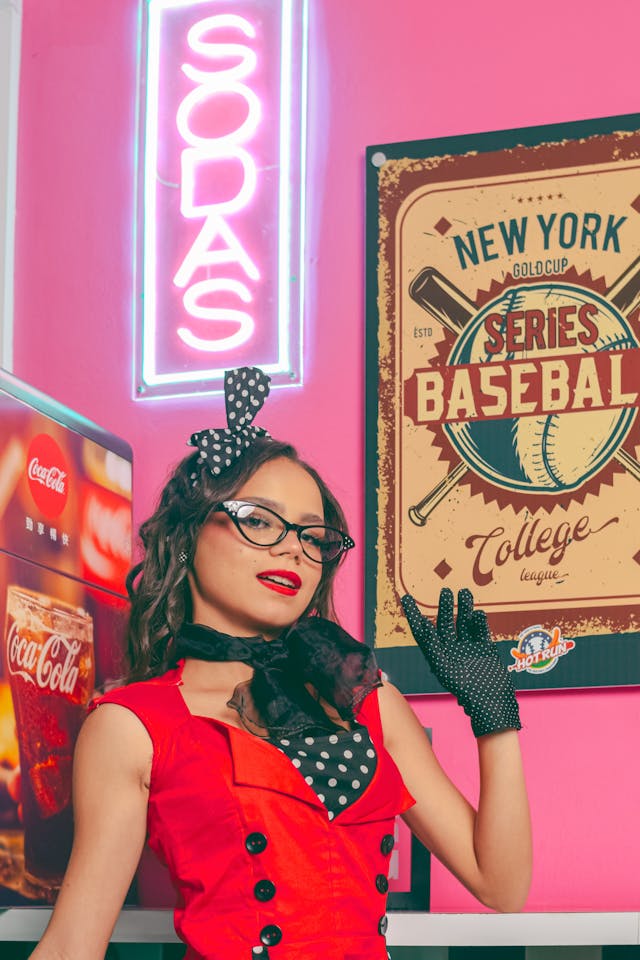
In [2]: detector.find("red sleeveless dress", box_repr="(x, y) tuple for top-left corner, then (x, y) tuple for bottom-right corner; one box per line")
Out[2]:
(91, 663), (415, 960)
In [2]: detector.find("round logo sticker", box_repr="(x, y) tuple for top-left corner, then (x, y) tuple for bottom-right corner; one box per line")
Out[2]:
(27, 434), (69, 518)
(508, 624), (576, 676)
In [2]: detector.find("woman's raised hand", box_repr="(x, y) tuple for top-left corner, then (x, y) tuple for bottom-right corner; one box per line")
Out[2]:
(401, 587), (521, 737)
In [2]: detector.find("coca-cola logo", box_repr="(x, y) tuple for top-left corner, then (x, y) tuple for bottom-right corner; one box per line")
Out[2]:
(27, 434), (69, 518)
(7, 621), (81, 696)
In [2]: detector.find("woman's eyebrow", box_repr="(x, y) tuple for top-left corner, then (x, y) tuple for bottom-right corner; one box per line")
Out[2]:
(299, 512), (325, 523)
(244, 496), (324, 524)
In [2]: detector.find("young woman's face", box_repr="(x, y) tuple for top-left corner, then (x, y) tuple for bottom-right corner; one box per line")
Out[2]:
(188, 457), (326, 638)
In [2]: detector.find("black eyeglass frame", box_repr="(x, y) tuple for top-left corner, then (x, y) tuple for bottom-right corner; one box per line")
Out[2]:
(212, 500), (355, 564)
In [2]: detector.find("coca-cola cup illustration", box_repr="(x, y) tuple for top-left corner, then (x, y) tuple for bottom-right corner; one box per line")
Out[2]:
(4, 585), (94, 895)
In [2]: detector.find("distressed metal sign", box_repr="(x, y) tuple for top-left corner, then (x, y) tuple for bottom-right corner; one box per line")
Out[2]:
(366, 114), (640, 692)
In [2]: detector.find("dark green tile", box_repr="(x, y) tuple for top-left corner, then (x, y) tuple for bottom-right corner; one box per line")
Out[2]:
(162, 945), (186, 959)
(450, 949), (525, 960)
(0, 945), (36, 960)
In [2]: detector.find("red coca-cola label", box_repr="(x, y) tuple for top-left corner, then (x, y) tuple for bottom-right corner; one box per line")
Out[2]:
(27, 434), (69, 518)
(6, 620), (82, 697)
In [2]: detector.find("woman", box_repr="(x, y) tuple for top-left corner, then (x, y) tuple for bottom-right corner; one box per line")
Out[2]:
(31, 368), (531, 960)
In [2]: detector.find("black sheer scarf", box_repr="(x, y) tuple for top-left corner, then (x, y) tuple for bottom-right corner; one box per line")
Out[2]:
(173, 618), (381, 739)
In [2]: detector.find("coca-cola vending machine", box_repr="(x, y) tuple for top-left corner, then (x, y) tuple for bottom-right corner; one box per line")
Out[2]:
(0, 370), (132, 907)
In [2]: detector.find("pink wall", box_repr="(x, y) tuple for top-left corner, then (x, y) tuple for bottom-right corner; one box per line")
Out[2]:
(10, 0), (640, 912)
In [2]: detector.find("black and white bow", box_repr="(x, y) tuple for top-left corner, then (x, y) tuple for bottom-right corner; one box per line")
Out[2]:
(189, 367), (271, 478)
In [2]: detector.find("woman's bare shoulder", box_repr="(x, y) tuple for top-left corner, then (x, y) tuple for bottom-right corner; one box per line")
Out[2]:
(376, 679), (431, 750)
(377, 677), (413, 715)
(84, 699), (152, 735)
(78, 703), (153, 781)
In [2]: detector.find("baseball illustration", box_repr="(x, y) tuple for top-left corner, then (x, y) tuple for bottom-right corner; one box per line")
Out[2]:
(443, 283), (639, 493)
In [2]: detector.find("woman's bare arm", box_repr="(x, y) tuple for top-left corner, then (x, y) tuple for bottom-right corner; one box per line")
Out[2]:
(30, 704), (153, 960)
(379, 681), (531, 912)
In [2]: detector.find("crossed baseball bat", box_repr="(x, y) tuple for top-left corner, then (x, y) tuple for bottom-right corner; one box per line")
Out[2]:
(407, 257), (640, 525)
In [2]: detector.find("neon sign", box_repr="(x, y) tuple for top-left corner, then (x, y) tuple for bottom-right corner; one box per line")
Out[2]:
(135, 0), (308, 398)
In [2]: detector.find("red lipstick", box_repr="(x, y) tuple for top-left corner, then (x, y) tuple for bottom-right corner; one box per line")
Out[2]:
(257, 569), (302, 596)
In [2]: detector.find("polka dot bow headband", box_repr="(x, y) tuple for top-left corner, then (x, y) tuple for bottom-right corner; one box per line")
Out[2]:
(188, 367), (271, 479)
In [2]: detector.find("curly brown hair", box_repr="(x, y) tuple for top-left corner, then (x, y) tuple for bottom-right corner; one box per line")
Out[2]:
(125, 438), (351, 682)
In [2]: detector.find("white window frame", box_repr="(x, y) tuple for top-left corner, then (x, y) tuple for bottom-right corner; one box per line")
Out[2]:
(0, 0), (21, 370)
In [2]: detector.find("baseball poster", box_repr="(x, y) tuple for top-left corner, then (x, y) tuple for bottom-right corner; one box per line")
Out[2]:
(365, 114), (640, 693)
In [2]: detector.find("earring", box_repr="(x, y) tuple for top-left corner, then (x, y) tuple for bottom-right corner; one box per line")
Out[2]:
(177, 550), (188, 565)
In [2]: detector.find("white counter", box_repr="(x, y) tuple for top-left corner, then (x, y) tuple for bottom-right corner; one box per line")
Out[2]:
(1, 910), (639, 945)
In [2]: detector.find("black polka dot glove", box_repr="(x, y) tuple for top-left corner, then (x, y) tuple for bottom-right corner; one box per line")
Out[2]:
(401, 587), (521, 737)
